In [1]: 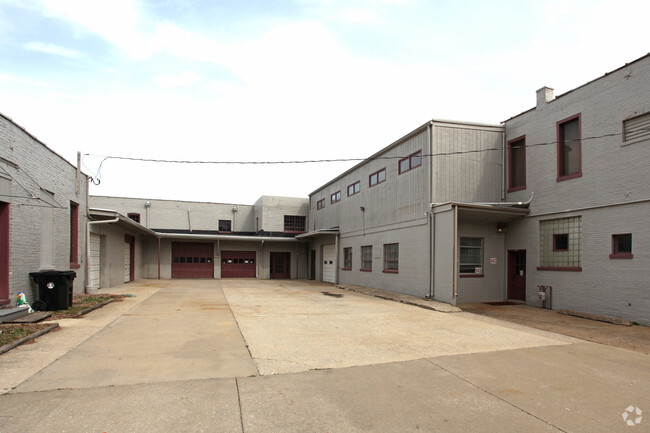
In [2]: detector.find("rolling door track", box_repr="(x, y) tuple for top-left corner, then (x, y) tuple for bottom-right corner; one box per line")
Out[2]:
(221, 251), (256, 278)
(172, 242), (214, 278)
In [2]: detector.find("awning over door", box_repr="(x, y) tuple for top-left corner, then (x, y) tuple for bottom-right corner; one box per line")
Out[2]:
(221, 251), (256, 278)
(172, 242), (214, 278)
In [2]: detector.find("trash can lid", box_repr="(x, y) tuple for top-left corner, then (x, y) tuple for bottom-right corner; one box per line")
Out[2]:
(29, 270), (77, 279)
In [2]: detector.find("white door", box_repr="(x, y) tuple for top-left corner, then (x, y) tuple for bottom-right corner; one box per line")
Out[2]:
(123, 242), (131, 283)
(89, 233), (101, 289)
(322, 244), (336, 283)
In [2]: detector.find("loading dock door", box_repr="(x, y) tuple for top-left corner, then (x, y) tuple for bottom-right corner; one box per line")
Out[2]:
(221, 251), (256, 278)
(89, 233), (101, 289)
(322, 244), (336, 283)
(172, 242), (214, 278)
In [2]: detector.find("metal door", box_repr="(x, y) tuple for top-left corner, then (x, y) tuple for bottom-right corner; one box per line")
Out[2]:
(507, 250), (526, 301)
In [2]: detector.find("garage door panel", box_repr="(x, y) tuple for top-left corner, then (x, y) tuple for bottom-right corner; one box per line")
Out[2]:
(172, 242), (214, 278)
(222, 251), (256, 278)
(322, 244), (336, 283)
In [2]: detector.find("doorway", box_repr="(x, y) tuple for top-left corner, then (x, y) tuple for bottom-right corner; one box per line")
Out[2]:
(507, 250), (526, 301)
(270, 252), (291, 279)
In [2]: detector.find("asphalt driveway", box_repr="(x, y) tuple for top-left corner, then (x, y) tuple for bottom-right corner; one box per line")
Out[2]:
(0, 279), (648, 432)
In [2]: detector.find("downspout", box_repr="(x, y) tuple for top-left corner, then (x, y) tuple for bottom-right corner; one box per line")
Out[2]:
(501, 130), (506, 201)
(187, 209), (192, 232)
(157, 237), (161, 280)
(453, 204), (458, 300)
(427, 123), (435, 299)
(85, 216), (119, 293)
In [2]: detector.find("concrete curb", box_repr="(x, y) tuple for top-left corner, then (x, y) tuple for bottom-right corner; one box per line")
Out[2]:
(336, 284), (462, 313)
(557, 309), (633, 326)
(73, 298), (116, 318)
(0, 323), (59, 355)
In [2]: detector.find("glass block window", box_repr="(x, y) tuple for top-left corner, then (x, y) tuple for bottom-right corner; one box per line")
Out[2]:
(361, 245), (372, 270)
(459, 237), (483, 274)
(383, 243), (399, 272)
(539, 216), (582, 269)
(284, 215), (306, 232)
(343, 247), (352, 270)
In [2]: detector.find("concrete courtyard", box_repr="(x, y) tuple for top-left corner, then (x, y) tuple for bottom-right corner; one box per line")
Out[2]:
(0, 279), (648, 432)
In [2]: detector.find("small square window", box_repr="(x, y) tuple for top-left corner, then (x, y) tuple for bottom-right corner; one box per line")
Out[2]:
(553, 234), (569, 251)
(369, 168), (386, 187)
(611, 234), (633, 259)
(317, 199), (325, 210)
(347, 181), (360, 197)
(219, 220), (231, 232)
(331, 191), (341, 204)
(127, 213), (141, 223)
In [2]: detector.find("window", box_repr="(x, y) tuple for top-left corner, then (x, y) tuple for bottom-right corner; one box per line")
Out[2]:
(218, 220), (231, 232)
(347, 181), (360, 197)
(508, 136), (526, 191)
(369, 168), (386, 187)
(553, 234), (569, 251)
(331, 191), (341, 204)
(127, 213), (141, 223)
(538, 216), (582, 271)
(611, 234), (633, 259)
(459, 237), (483, 275)
(343, 247), (352, 270)
(284, 215), (306, 232)
(383, 243), (399, 273)
(399, 150), (422, 174)
(361, 245), (372, 271)
(557, 114), (582, 181)
(0, 202), (9, 302)
(70, 202), (80, 268)
(623, 112), (650, 145)
(317, 199), (325, 210)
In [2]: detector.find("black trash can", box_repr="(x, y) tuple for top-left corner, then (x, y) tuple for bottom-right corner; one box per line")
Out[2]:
(29, 270), (77, 311)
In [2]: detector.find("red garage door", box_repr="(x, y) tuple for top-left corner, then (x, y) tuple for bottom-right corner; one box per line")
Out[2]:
(172, 242), (214, 278)
(221, 251), (256, 278)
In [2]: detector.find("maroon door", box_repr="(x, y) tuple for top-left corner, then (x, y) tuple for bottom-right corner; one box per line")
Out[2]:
(507, 250), (526, 301)
(270, 252), (290, 279)
(221, 251), (256, 278)
(171, 242), (214, 278)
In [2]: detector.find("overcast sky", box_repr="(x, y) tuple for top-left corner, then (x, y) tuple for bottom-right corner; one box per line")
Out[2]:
(1, 0), (648, 204)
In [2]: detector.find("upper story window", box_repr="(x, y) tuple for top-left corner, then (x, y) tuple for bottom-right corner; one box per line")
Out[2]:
(399, 150), (422, 174)
(623, 112), (650, 145)
(128, 213), (141, 223)
(508, 136), (526, 192)
(369, 168), (386, 187)
(218, 219), (231, 232)
(284, 215), (306, 233)
(317, 199), (325, 210)
(347, 181), (360, 197)
(557, 114), (582, 181)
(610, 233), (633, 259)
(331, 191), (341, 204)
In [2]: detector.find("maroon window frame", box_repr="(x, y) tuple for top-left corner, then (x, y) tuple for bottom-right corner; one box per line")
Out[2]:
(331, 191), (341, 204)
(0, 202), (9, 304)
(347, 181), (360, 197)
(284, 215), (306, 233)
(369, 168), (386, 187)
(317, 199), (325, 210)
(127, 213), (141, 223)
(553, 234), (569, 251)
(398, 150), (422, 174)
(70, 202), (80, 268)
(343, 247), (352, 270)
(557, 114), (582, 181)
(360, 245), (372, 271)
(610, 233), (633, 259)
(383, 243), (399, 273)
(508, 136), (526, 192)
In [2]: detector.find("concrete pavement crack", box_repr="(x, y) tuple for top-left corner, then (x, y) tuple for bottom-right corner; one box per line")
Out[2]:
(235, 377), (245, 433)
(424, 358), (570, 433)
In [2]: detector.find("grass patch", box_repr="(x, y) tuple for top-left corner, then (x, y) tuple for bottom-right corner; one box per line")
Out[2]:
(48, 294), (122, 320)
(0, 323), (55, 347)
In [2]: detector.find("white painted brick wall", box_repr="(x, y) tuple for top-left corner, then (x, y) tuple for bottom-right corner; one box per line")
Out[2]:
(0, 113), (88, 304)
